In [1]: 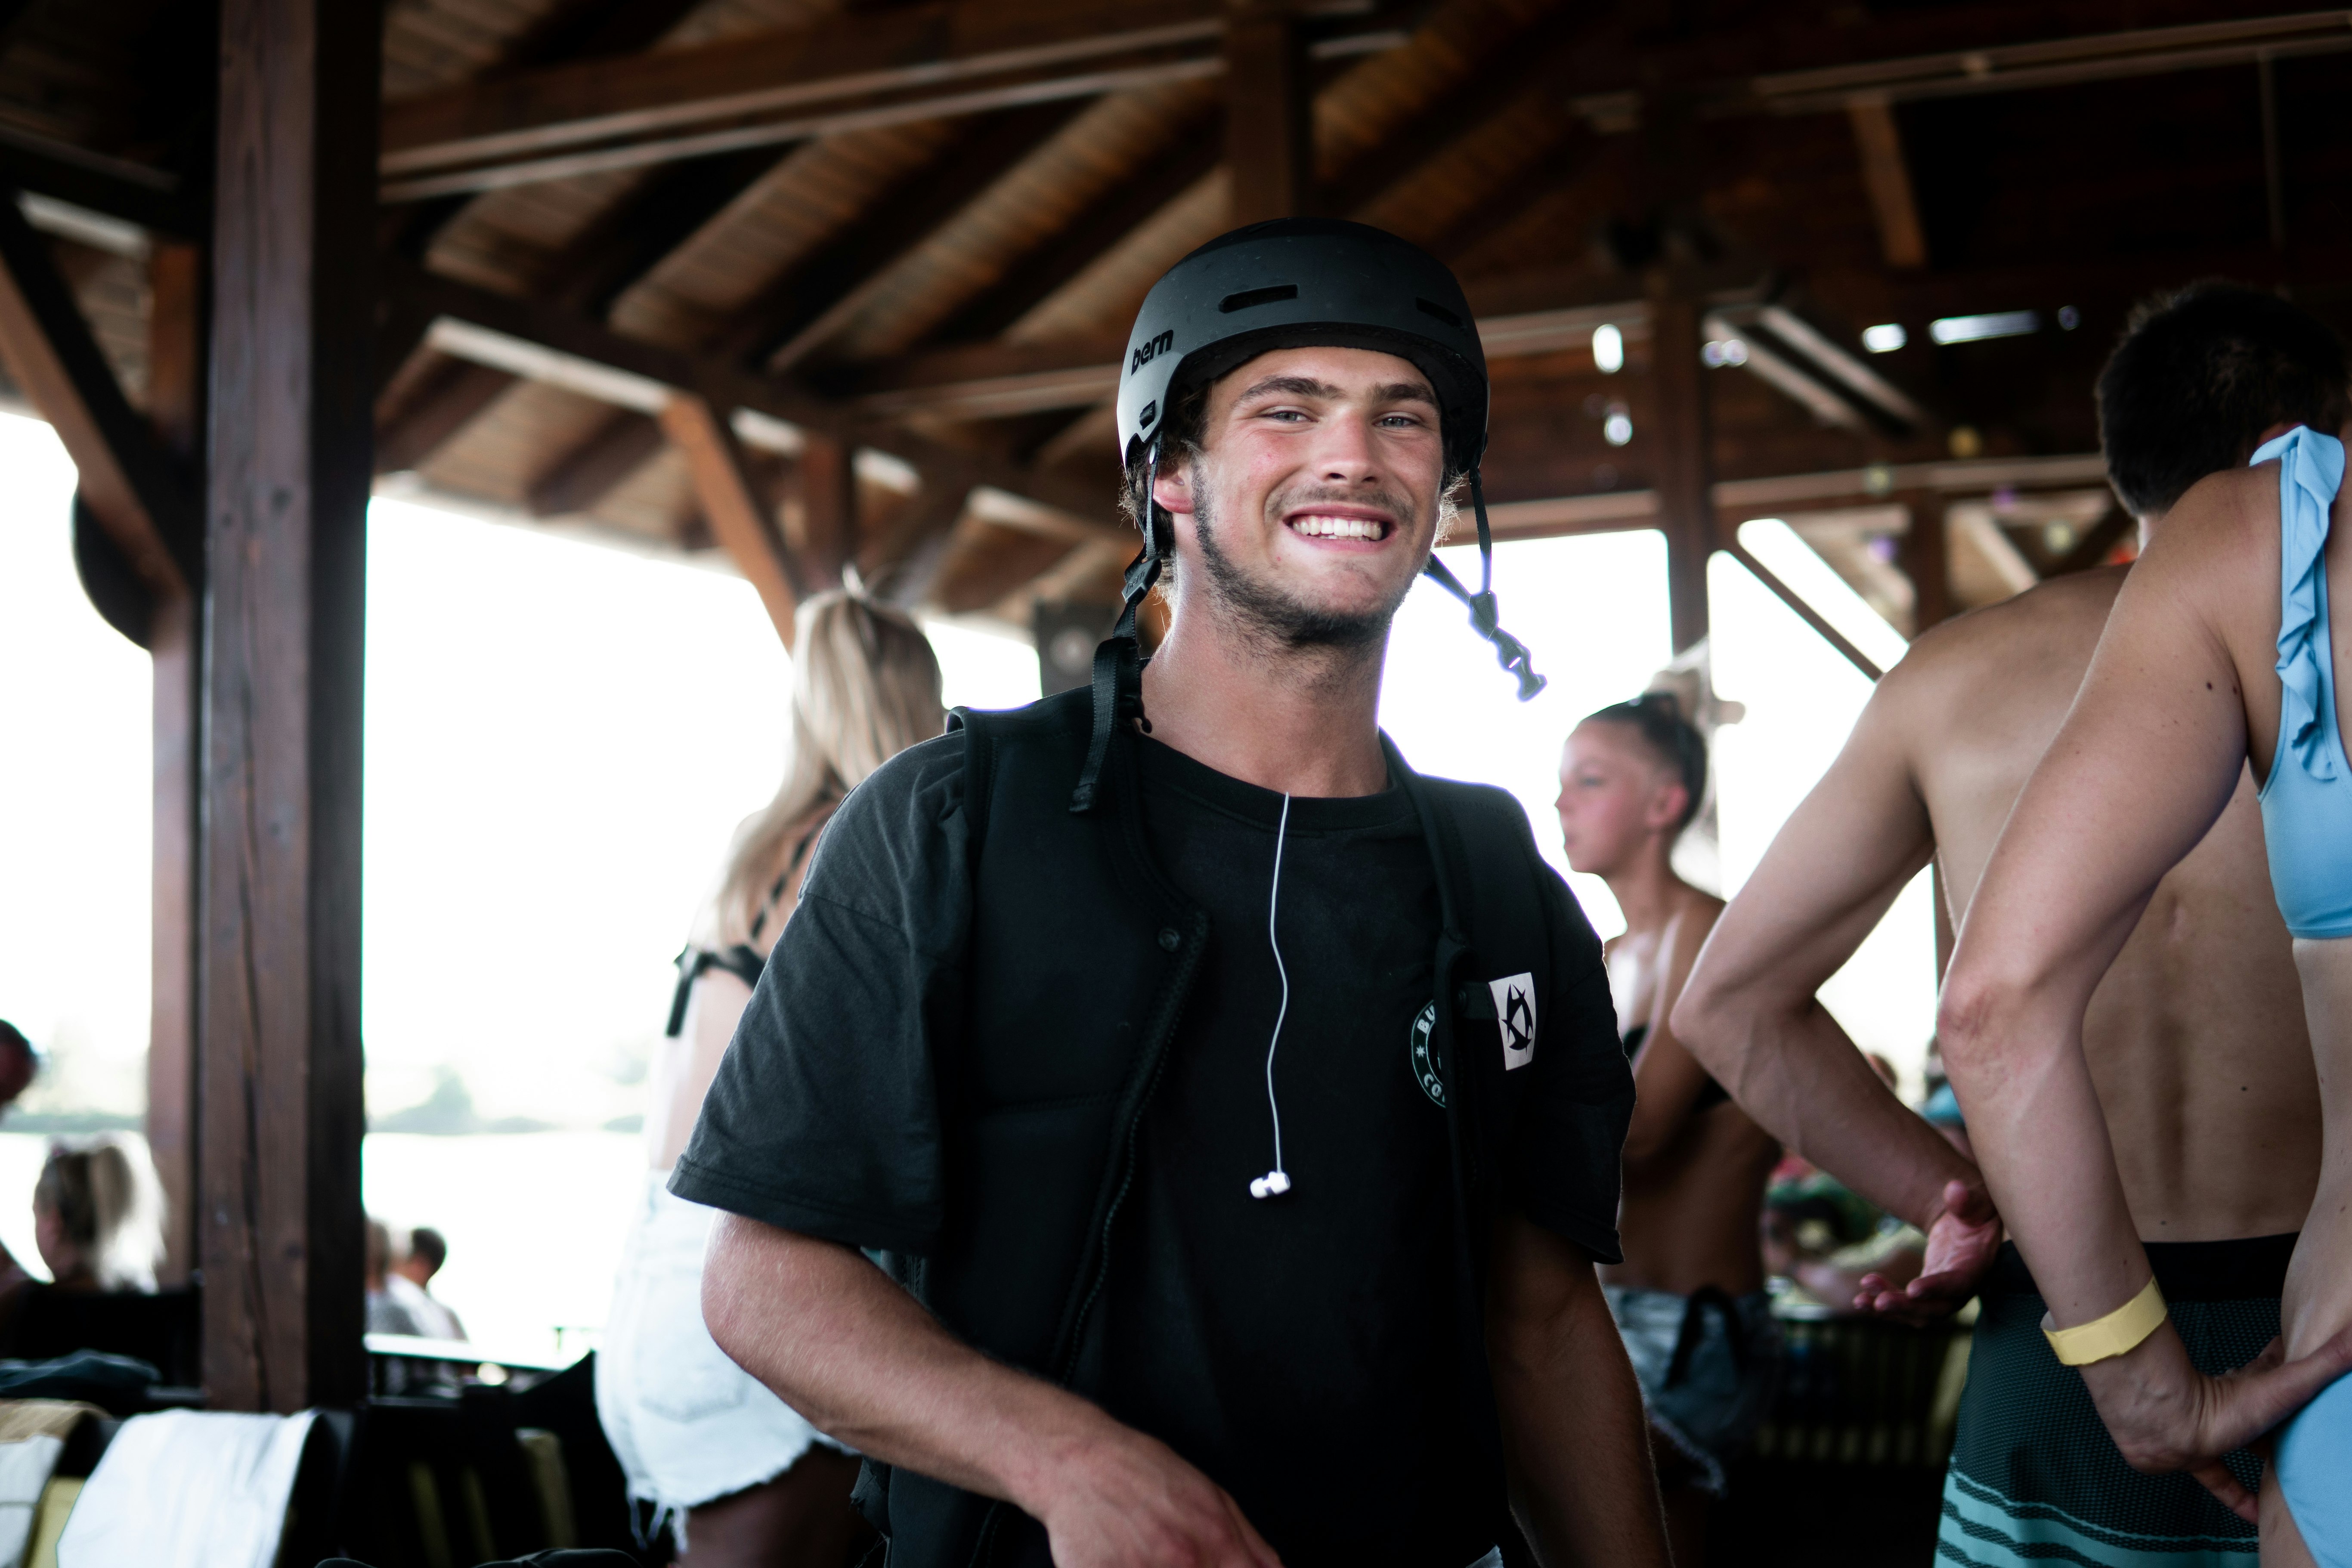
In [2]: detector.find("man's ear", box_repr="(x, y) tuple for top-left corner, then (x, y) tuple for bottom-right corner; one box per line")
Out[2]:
(1151, 458), (1196, 518)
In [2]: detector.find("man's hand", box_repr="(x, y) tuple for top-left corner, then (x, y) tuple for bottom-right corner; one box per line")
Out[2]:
(1029, 1425), (1282, 1568)
(2078, 1320), (2352, 1522)
(1853, 1178), (2001, 1324)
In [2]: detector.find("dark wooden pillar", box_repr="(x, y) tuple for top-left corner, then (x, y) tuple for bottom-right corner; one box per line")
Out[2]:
(147, 241), (204, 1287)
(1647, 286), (1717, 653)
(199, 0), (380, 1412)
(1226, 1), (1311, 225)
(1894, 489), (1950, 634)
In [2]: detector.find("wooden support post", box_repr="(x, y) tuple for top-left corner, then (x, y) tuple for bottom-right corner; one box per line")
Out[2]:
(147, 240), (204, 1288)
(199, 0), (379, 1413)
(1848, 96), (1927, 271)
(1226, 2), (1310, 225)
(786, 433), (854, 594)
(1894, 489), (1950, 633)
(1647, 287), (1717, 653)
(659, 393), (802, 646)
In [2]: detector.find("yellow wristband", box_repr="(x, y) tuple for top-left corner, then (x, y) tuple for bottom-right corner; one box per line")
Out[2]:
(2041, 1277), (2167, 1367)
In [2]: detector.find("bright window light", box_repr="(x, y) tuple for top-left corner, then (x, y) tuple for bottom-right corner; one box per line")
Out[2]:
(1736, 518), (1912, 673)
(1591, 322), (1624, 374)
(1861, 322), (1907, 353)
(1929, 310), (2040, 346)
(1603, 411), (1633, 446)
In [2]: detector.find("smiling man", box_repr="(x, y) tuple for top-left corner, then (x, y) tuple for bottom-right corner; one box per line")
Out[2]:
(680, 220), (1660, 1568)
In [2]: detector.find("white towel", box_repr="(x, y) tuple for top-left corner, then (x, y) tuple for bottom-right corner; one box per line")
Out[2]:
(56, 1409), (316, 1568)
(0, 1436), (64, 1568)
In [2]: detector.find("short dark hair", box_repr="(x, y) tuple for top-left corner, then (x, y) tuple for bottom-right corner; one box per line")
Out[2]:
(408, 1225), (448, 1273)
(1583, 691), (1708, 832)
(2098, 283), (2349, 517)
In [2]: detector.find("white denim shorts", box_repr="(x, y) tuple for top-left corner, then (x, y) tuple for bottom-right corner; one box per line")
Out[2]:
(596, 1173), (848, 1522)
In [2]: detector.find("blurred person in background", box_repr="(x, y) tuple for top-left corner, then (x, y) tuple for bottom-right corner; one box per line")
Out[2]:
(0, 1024), (41, 1295)
(364, 1217), (424, 1336)
(389, 1225), (465, 1342)
(33, 1134), (164, 1293)
(1556, 693), (1782, 1564)
(599, 589), (942, 1566)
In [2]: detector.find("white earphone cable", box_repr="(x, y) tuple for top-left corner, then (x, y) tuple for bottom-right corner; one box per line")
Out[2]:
(1251, 794), (1294, 1200)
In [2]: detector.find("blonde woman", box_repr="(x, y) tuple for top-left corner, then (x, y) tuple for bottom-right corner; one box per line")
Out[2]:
(599, 590), (944, 1566)
(32, 1133), (164, 1293)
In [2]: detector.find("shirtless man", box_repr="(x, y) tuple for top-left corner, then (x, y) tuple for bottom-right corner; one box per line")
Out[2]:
(1672, 284), (2338, 1566)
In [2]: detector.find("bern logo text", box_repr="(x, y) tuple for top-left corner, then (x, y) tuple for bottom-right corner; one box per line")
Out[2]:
(1130, 329), (1175, 373)
(1489, 973), (1536, 1070)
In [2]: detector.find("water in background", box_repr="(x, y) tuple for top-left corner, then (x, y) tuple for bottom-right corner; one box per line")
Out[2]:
(0, 1130), (645, 1365)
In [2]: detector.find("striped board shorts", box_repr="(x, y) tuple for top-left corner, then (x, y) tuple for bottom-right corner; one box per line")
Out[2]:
(1937, 1234), (2294, 1568)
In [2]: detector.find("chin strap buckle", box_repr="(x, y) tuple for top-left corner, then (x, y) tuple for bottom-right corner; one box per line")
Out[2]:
(1423, 470), (1546, 702)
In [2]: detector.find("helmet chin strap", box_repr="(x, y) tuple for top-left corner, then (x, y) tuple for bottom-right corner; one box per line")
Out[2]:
(1070, 457), (1544, 814)
(1071, 442), (1173, 814)
(1423, 470), (1547, 702)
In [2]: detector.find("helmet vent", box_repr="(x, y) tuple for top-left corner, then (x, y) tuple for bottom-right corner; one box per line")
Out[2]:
(1415, 297), (1463, 330)
(1218, 284), (1298, 313)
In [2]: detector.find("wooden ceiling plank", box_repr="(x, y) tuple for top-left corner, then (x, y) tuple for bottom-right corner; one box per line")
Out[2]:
(381, 0), (1229, 184)
(659, 391), (801, 645)
(0, 190), (197, 596)
(375, 359), (519, 474)
(1320, 8), (1592, 221)
(1848, 95), (1928, 270)
(526, 409), (665, 516)
(740, 99), (1092, 374)
(925, 112), (1222, 344)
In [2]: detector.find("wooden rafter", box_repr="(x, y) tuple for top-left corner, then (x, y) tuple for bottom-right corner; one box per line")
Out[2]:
(380, 0), (1238, 199)
(0, 190), (198, 598)
(731, 98), (1091, 372)
(659, 392), (803, 644)
(1847, 96), (1927, 270)
(381, 257), (1126, 541)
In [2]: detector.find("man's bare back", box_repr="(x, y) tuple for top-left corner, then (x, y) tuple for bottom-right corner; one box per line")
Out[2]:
(1902, 567), (2318, 1240)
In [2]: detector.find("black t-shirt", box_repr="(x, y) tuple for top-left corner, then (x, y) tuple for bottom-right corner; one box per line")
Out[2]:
(1086, 739), (1486, 1567)
(674, 726), (1628, 1562)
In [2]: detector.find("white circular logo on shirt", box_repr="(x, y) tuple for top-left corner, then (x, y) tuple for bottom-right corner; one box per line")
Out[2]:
(1409, 1001), (1445, 1108)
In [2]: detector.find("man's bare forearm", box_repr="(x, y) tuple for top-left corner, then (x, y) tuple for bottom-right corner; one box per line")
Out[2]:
(702, 1214), (1111, 1513)
(1486, 1218), (1669, 1567)
(703, 1215), (1285, 1568)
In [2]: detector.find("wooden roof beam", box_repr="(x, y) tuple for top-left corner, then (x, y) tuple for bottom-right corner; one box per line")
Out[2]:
(381, 0), (1229, 200)
(0, 190), (199, 600)
(383, 257), (1127, 544)
(1848, 96), (1927, 270)
(660, 393), (803, 646)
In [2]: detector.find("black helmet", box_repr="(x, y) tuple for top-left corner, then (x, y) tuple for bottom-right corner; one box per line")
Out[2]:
(1070, 218), (1544, 813)
(1116, 218), (1490, 480)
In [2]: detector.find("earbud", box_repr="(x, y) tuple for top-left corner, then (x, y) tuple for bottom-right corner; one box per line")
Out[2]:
(1248, 1171), (1292, 1200)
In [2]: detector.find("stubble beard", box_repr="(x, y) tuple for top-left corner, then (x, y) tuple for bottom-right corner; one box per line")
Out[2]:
(1189, 464), (1422, 665)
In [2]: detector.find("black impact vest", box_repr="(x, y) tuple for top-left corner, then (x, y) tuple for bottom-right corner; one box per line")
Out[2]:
(858, 687), (1577, 1568)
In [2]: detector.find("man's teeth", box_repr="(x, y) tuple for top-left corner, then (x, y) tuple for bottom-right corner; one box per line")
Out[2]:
(1290, 515), (1385, 540)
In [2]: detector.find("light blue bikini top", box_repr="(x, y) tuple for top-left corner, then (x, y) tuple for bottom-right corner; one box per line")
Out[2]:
(2254, 426), (2352, 938)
